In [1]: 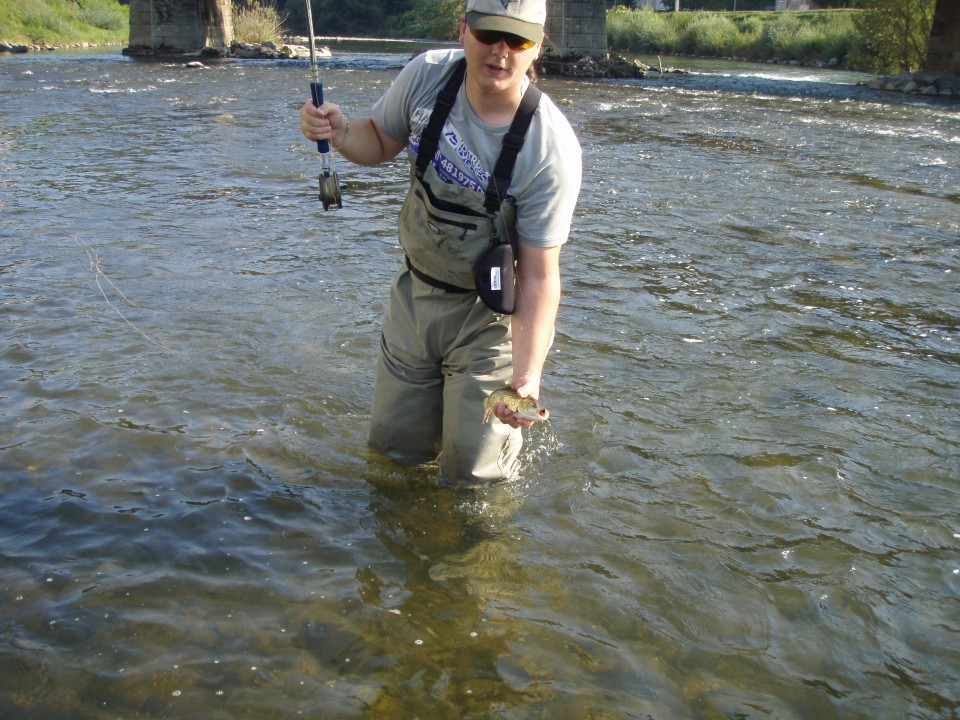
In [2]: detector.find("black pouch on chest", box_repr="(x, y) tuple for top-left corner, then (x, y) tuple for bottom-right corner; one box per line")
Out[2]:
(474, 208), (518, 314)
(475, 245), (515, 314)
(416, 59), (541, 315)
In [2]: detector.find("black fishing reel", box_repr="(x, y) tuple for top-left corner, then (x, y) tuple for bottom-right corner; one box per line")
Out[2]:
(319, 166), (342, 211)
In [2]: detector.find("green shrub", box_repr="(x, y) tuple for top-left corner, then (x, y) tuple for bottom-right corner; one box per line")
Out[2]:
(818, 14), (855, 63)
(731, 14), (764, 57)
(783, 11), (854, 63)
(608, 8), (677, 54)
(232, 0), (286, 44)
(78, 4), (126, 32)
(605, 6), (633, 50)
(759, 12), (800, 60)
(736, 15), (763, 38)
(790, 24), (827, 61)
(391, 0), (464, 40)
(678, 13), (739, 56)
(23, 10), (77, 39)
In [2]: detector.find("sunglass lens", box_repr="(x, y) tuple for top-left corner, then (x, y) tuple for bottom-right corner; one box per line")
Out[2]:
(508, 35), (537, 51)
(471, 29), (535, 51)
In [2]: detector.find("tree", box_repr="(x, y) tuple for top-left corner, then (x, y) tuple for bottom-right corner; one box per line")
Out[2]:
(391, 0), (464, 39)
(853, 0), (935, 73)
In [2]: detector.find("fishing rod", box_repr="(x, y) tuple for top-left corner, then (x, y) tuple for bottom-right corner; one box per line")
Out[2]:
(304, 0), (342, 210)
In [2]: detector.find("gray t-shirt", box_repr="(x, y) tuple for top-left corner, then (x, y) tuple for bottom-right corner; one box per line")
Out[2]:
(372, 49), (581, 248)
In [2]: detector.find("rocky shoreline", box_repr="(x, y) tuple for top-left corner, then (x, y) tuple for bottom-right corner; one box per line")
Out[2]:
(860, 70), (960, 97)
(1, 40), (118, 53)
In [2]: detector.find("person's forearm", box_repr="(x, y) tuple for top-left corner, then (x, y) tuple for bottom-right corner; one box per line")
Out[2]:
(510, 270), (561, 396)
(301, 101), (404, 167)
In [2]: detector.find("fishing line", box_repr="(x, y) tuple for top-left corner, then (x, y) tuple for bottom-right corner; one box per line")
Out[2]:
(75, 236), (179, 353)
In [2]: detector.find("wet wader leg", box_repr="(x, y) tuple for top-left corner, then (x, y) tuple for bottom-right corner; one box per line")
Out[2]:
(368, 340), (444, 465)
(440, 370), (522, 484)
(439, 304), (521, 484)
(367, 272), (444, 465)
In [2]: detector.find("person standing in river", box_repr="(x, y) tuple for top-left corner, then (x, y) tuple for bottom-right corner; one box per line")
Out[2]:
(299, 0), (581, 484)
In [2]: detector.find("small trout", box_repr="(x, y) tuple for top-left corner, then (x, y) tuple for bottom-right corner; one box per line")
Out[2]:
(482, 388), (550, 424)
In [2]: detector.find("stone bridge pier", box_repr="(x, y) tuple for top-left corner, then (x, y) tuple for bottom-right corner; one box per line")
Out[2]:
(127, 0), (232, 56)
(927, 0), (960, 78)
(544, 0), (607, 60)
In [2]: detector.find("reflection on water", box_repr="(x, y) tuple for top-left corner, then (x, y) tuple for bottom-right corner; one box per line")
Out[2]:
(1, 49), (958, 719)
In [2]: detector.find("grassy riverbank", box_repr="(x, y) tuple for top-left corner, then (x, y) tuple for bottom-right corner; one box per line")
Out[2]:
(0, 0), (127, 47)
(608, 8), (865, 70)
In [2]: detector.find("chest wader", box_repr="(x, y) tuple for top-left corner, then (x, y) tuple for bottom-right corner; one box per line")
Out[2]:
(397, 59), (542, 315)
(369, 61), (544, 483)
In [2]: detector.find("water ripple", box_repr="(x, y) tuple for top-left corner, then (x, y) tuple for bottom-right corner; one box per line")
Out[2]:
(1, 50), (958, 719)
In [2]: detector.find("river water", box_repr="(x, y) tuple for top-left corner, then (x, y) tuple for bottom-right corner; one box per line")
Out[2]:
(1, 48), (958, 719)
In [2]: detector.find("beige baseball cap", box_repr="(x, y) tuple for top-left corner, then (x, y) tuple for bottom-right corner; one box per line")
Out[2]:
(465, 0), (546, 43)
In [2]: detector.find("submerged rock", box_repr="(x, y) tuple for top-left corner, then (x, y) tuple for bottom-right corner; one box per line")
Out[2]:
(231, 41), (272, 58)
(539, 53), (690, 79)
(226, 40), (328, 60)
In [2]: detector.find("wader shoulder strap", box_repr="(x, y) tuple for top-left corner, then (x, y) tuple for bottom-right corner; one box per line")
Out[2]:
(483, 82), (542, 216)
(415, 58), (467, 179)
(415, 58), (542, 209)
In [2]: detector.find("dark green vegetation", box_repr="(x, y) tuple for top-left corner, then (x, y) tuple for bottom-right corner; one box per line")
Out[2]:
(626, 0), (859, 8)
(606, 0), (936, 73)
(852, 0), (935, 74)
(608, 8), (863, 68)
(233, 0), (287, 43)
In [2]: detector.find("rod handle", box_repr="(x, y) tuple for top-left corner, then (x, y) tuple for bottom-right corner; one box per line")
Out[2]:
(310, 82), (330, 154)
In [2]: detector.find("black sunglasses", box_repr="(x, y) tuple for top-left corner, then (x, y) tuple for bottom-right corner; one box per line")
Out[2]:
(469, 27), (537, 52)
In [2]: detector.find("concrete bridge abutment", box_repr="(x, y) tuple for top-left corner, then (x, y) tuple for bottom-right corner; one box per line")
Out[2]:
(127, 0), (232, 56)
(927, 0), (960, 78)
(544, 0), (607, 60)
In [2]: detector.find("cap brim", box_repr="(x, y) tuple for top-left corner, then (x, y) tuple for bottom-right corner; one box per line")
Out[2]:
(466, 11), (544, 43)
